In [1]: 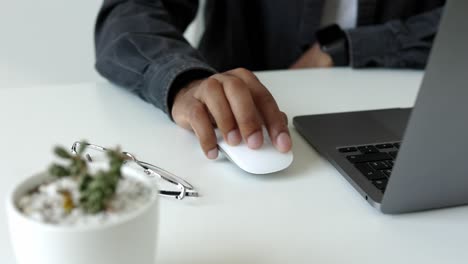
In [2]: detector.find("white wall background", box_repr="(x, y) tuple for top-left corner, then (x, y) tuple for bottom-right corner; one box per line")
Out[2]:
(0, 0), (204, 89)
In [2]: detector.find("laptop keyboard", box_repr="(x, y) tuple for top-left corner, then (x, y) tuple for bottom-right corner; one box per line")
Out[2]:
(338, 142), (401, 193)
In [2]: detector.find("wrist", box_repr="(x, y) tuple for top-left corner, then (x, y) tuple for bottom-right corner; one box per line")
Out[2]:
(316, 24), (350, 66)
(174, 79), (202, 103)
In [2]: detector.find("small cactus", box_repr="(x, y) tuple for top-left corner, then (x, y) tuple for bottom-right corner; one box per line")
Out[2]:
(48, 142), (125, 214)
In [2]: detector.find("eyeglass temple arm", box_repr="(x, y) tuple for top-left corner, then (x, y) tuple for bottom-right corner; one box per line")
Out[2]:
(159, 190), (199, 198)
(70, 141), (199, 200)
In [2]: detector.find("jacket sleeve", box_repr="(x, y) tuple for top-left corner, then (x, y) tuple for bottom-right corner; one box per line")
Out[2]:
(345, 7), (443, 69)
(95, 0), (217, 116)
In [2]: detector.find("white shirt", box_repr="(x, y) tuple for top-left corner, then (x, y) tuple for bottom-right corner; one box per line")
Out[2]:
(321, 0), (358, 29)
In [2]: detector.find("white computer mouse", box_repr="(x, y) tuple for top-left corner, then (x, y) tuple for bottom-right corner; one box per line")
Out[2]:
(217, 128), (293, 174)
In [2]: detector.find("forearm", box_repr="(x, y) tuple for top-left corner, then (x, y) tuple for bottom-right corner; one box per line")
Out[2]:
(94, 0), (216, 115)
(346, 7), (444, 69)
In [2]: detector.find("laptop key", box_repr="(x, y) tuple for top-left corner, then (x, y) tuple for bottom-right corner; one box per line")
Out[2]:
(389, 151), (398, 159)
(338, 147), (358, 153)
(382, 169), (392, 177)
(375, 143), (394, 149)
(346, 152), (392, 163)
(372, 178), (388, 191)
(357, 145), (379, 154)
(355, 163), (386, 180)
(369, 161), (391, 170)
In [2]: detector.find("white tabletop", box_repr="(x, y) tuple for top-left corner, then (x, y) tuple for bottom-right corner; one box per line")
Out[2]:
(2, 68), (467, 264)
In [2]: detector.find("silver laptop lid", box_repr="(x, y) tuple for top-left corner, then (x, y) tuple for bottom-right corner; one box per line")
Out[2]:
(382, 0), (468, 213)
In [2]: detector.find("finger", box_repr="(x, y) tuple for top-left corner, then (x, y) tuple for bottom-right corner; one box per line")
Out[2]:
(188, 101), (218, 159)
(255, 92), (292, 153)
(194, 78), (241, 146)
(281, 111), (289, 125)
(210, 74), (263, 149)
(227, 68), (292, 153)
(276, 111), (292, 152)
(257, 92), (291, 153)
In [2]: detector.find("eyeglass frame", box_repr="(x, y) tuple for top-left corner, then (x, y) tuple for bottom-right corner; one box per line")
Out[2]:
(70, 141), (198, 200)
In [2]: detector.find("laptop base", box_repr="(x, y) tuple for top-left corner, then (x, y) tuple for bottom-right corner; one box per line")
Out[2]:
(293, 108), (411, 208)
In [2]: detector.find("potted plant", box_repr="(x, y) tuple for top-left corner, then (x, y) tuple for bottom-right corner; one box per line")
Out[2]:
(6, 142), (158, 264)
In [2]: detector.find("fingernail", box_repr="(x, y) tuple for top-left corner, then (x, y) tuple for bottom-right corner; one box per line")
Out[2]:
(207, 148), (218, 160)
(247, 131), (263, 149)
(227, 129), (241, 145)
(276, 132), (292, 153)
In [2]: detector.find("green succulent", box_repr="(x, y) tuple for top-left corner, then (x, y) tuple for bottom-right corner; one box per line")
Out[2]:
(48, 142), (125, 214)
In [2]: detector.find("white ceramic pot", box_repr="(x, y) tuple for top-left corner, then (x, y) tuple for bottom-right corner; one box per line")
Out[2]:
(6, 166), (158, 264)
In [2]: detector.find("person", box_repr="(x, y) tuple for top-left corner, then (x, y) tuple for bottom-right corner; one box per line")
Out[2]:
(94, 0), (444, 159)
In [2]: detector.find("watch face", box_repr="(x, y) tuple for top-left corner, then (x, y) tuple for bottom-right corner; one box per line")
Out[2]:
(315, 24), (349, 66)
(316, 24), (345, 45)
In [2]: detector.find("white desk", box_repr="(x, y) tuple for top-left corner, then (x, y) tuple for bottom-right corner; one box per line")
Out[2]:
(1, 69), (467, 264)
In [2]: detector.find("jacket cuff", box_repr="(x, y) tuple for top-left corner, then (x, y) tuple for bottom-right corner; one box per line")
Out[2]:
(345, 24), (400, 68)
(144, 54), (217, 118)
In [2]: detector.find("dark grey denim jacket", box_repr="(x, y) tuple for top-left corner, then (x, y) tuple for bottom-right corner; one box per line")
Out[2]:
(95, 0), (445, 117)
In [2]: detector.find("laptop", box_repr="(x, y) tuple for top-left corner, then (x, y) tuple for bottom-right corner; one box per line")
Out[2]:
(293, 1), (468, 214)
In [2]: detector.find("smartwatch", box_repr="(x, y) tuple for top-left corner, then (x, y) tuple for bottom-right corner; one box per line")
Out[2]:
(316, 24), (350, 66)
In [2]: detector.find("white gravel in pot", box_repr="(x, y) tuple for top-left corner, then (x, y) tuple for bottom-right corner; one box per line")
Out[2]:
(18, 176), (153, 226)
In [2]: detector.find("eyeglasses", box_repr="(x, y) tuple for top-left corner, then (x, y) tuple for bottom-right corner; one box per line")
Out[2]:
(71, 141), (198, 200)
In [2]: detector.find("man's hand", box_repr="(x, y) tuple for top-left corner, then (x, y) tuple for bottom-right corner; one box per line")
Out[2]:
(172, 68), (292, 159)
(290, 43), (334, 69)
